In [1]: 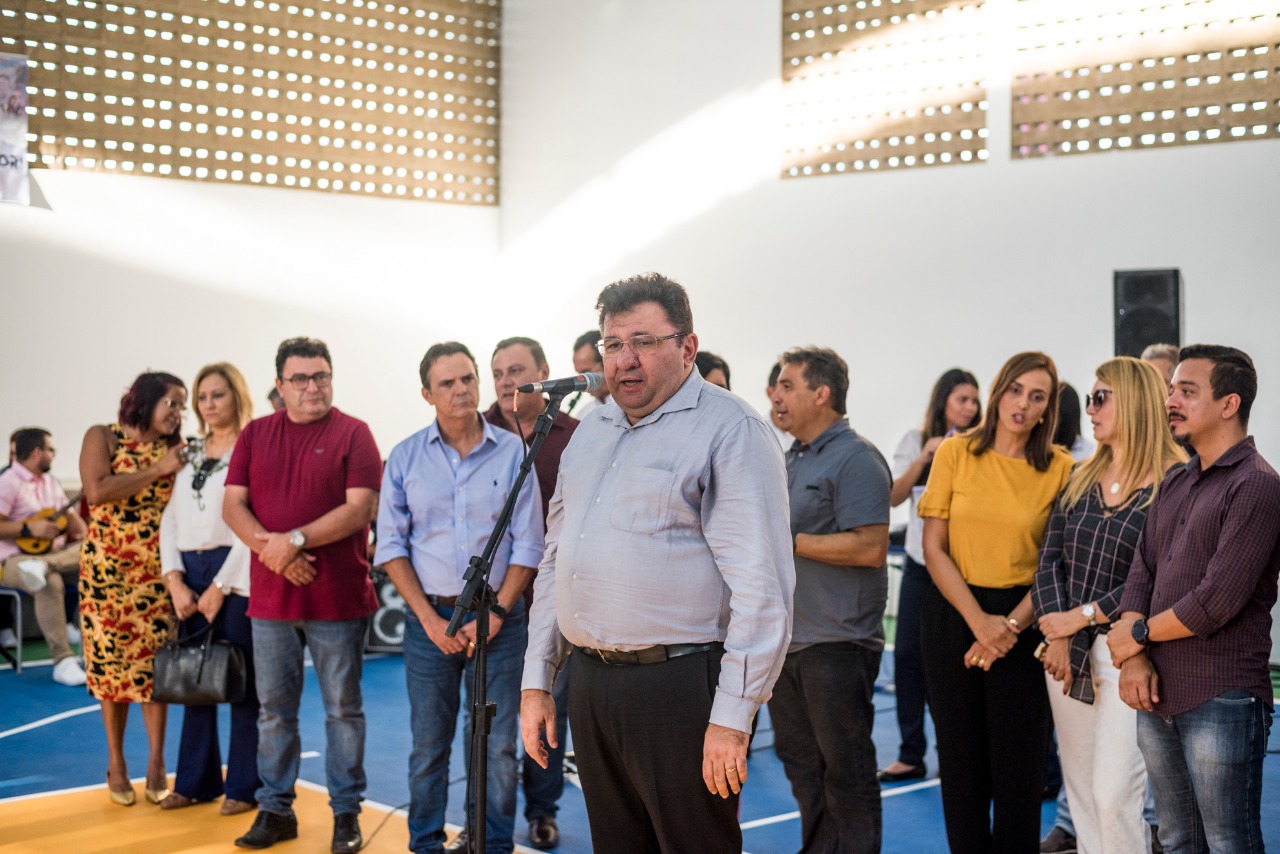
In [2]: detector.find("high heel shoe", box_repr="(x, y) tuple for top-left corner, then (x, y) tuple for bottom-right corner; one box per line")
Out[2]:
(145, 783), (172, 805)
(107, 774), (136, 807)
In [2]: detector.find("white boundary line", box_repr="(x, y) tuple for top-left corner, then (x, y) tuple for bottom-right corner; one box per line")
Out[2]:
(0, 704), (98, 740)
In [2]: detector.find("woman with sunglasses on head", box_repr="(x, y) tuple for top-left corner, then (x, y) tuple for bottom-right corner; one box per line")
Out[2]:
(878, 369), (981, 784)
(79, 371), (189, 807)
(157, 362), (260, 816)
(917, 351), (1074, 853)
(1032, 358), (1186, 853)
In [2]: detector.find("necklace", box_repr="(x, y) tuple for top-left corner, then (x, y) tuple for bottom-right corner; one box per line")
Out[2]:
(188, 438), (230, 511)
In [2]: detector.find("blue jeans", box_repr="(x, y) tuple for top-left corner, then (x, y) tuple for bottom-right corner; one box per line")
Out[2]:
(1137, 689), (1272, 853)
(522, 662), (568, 820)
(404, 601), (526, 854)
(252, 617), (368, 817)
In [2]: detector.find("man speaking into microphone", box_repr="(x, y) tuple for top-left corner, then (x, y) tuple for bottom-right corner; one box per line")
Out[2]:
(520, 273), (795, 853)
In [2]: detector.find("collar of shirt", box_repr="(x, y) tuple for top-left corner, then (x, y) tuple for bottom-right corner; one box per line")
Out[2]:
(425, 411), (498, 464)
(1184, 436), (1256, 483)
(789, 418), (853, 456)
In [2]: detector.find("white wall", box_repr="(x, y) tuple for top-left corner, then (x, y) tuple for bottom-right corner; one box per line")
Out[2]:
(499, 0), (1280, 464)
(3, 0), (1279, 485)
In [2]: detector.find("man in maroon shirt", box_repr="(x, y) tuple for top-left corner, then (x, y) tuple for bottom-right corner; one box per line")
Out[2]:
(1110, 344), (1280, 854)
(224, 338), (382, 853)
(483, 335), (577, 850)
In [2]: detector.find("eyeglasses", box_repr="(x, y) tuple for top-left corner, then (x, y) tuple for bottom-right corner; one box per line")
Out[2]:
(161, 397), (185, 410)
(1084, 389), (1112, 410)
(283, 371), (333, 390)
(596, 332), (686, 359)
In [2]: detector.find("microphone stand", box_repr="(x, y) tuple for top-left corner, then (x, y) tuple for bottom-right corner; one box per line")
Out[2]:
(445, 390), (567, 854)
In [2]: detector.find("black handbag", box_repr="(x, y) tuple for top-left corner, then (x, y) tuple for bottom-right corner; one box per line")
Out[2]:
(152, 620), (247, 705)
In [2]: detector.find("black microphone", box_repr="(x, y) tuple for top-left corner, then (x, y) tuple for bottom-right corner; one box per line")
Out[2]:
(518, 373), (605, 395)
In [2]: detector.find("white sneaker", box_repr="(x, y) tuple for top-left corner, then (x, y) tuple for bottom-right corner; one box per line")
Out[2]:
(0, 629), (16, 648)
(16, 559), (48, 593)
(66, 622), (82, 644)
(52, 657), (87, 686)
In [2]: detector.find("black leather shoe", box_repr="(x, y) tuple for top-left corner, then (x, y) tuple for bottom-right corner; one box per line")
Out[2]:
(235, 811), (298, 849)
(331, 812), (362, 854)
(876, 763), (927, 783)
(444, 828), (470, 852)
(528, 815), (560, 850)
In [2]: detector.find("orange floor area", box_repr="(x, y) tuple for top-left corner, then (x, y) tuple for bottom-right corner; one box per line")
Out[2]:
(0, 778), (445, 854)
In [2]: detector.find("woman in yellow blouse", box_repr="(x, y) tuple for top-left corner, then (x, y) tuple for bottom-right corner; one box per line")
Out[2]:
(918, 351), (1074, 853)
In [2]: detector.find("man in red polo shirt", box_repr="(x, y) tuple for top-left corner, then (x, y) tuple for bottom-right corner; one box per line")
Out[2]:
(224, 337), (382, 853)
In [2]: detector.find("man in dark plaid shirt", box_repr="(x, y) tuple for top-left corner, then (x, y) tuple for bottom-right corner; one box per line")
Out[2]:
(1110, 344), (1280, 854)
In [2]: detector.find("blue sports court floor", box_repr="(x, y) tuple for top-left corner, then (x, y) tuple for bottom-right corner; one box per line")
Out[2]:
(2, 649), (1277, 853)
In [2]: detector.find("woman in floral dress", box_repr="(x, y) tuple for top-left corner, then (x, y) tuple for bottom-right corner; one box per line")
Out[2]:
(79, 370), (188, 806)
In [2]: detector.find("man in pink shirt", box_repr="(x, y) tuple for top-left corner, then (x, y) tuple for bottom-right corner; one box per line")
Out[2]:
(0, 427), (87, 685)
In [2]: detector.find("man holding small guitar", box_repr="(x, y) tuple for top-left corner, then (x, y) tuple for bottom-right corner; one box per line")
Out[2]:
(0, 427), (88, 685)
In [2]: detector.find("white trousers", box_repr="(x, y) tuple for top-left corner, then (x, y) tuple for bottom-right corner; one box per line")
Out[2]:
(1046, 634), (1151, 854)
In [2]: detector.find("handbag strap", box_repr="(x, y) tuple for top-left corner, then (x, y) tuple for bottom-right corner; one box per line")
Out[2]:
(173, 619), (216, 646)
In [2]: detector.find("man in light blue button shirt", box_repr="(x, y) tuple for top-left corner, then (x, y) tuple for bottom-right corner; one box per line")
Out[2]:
(520, 273), (795, 854)
(375, 341), (544, 854)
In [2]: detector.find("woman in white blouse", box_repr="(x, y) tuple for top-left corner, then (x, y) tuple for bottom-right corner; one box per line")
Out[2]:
(158, 362), (259, 816)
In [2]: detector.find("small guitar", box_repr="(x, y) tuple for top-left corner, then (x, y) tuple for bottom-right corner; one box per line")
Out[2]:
(15, 495), (82, 555)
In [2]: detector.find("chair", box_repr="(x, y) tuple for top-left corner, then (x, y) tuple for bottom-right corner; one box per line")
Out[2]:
(0, 586), (22, 673)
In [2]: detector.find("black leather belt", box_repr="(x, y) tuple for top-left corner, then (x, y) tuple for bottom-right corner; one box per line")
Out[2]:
(427, 594), (459, 607)
(576, 641), (722, 666)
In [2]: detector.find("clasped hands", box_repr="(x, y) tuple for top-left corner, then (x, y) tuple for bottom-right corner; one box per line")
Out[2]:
(255, 531), (317, 586)
(963, 612), (1018, 671)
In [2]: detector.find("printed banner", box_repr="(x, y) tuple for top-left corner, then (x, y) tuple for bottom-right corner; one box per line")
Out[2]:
(0, 52), (30, 205)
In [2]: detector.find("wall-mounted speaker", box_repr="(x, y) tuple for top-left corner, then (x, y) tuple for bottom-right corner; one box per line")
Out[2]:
(366, 565), (405, 654)
(1114, 269), (1183, 357)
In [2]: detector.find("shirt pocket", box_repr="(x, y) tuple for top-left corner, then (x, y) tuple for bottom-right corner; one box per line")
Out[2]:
(609, 466), (674, 535)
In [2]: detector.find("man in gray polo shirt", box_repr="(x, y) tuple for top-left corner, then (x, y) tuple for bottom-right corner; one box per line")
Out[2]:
(769, 346), (892, 854)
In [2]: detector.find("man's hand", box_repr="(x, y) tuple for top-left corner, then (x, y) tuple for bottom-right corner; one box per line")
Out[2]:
(281, 553), (317, 586)
(1118, 654), (1160, 711)
(1042, 637), (1073, 693)
(521, 689), (558, 771)
(457, 614), (505, 657)
(421, 608), (468, 656)
(255, 531), (299, 573)
(24, 518), (61, 540)
(702, 723), (749, 798)
(1108, 617), (1142, 666)
(197, 584), (226, 623)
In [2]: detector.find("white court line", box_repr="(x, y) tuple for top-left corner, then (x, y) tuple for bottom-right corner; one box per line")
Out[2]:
(0, 704), (98, 740)
(739, 777), (939, 831)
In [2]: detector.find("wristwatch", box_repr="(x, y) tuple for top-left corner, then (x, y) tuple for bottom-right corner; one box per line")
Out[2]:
(1131, 617), (1153, 646)
(288, 529), (307, 549)
(1080, 603), (1097, 626)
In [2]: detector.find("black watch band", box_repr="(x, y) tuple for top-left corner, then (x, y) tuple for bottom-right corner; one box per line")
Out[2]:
(20, 522), (31, 538)
(1132, 617), (1153, 647)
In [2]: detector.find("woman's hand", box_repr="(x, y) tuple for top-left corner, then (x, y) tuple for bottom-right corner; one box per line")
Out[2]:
(1038, 608), (1087, 642)
(919, 435), (945, 463)
(197, 584), (226, 623)
(970, 612), (1018, 656)
(168, 576), (197, 621)
(963, 641), (1001, 671)
(155, 441), (189, 476)
(1042, 638), (1074, 693)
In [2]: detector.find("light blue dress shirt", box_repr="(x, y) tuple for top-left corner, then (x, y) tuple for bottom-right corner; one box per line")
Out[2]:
(374, 416), (544, 595)
(522, 370), (795, 732)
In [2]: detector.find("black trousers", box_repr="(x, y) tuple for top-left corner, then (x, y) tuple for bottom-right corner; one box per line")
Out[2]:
(769, 642), (882, 854)
(568, 647), (741, 854)
(921, 584), (1049, 854)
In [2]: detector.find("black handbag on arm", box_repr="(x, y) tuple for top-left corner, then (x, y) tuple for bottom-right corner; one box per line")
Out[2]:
(152, 620), (247, 705)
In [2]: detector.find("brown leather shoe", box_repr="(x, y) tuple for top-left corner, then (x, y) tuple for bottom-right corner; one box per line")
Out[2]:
(159, 792), (198, 810)
(222, 798), (258, 816)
